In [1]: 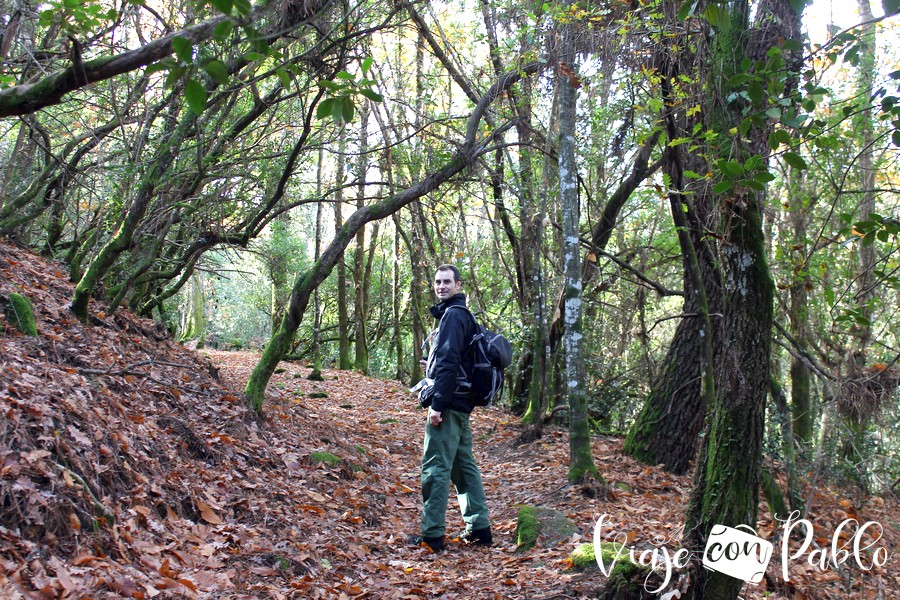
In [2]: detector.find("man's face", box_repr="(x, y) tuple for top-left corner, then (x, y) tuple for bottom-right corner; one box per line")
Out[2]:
(434, 269), (462, 301)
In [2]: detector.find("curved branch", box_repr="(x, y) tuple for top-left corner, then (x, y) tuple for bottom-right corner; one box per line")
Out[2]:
(0, 6), (273, 118)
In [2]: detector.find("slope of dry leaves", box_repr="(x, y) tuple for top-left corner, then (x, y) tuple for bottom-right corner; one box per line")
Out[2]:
(1, 239), (898, 599)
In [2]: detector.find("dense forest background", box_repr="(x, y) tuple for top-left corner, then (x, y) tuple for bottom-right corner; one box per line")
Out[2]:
(1, 0), (899, 597)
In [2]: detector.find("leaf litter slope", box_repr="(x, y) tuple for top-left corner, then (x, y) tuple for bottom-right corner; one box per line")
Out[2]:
(0, 240), (897, 599)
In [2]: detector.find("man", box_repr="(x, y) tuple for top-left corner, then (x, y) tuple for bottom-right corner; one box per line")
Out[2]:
(408, 264), (492, 552)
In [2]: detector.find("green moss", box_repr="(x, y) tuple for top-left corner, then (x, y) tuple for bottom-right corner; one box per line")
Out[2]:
(309, 392), (328, 399)
(622, 400), (661, 463)
(570, 541), (652, 584)
(379, 418), (398, 424)
(3, 293), (38, 336)
(570, 542), (597, 570)
(516, 505), (539, 551)
(310, 452), (341, 466)
(274, 368), (287, 374)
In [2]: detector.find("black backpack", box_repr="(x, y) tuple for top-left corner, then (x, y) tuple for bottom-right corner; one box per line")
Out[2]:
(446, 306), (513, 407)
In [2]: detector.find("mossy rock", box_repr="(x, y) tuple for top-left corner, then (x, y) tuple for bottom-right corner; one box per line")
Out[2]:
(309, 451), (342, 466)
(516, 505), (540, 551)
(515, 505), (577, 552)
(570, 542), (599, 570)
(309, 391), (328, 399)
(570, 542), (632, 575)
(379, 418), (398, 425)
(2, 293), (38, 336)
(571, 542), (662, 600)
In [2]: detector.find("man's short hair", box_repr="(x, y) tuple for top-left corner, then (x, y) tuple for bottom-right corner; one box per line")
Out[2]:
(436, 264), (462, 282)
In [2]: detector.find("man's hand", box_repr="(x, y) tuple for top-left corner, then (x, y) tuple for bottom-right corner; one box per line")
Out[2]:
(428, 408), (442, 426)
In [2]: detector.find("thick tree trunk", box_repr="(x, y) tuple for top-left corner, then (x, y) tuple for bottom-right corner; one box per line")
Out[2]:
(624, 37), (723, 469)
(684, 189), (773, 598)
(623, 184), (721, 473)
(682, 0), (799, 596)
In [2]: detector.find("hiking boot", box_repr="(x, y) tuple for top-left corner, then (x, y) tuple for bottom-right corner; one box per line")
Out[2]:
(407, 534), (445, 552)
(458, 527), (493, 547)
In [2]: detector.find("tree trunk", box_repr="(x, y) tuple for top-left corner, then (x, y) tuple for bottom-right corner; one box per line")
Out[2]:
(682, 0), (799, 597)
(70, 109), (190, 321)
(785, 168), (814, 445)
(623, 209), (721, 474)
(334, 127), (352, 370)
(557, 29), (603, 486)
(684, 186), (773, 599)
(309, 147), (326, 381)
(842, 0), (877, 475)
(181, 272), (206, 348)
(354, 103), (370, 374)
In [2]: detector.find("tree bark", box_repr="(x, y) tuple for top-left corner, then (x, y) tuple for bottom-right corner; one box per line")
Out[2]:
(682, 0), (800, 597)
(785, 169), (814, 445)
(354, 103), (371, 374)
(557, 27), (602, 486)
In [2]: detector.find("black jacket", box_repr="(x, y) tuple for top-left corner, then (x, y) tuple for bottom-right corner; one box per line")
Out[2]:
(427, 293), (476, 414)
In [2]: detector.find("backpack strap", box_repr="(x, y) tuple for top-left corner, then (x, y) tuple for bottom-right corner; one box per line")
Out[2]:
(441, 305), (480, 384)
(443, 304), (477, 329)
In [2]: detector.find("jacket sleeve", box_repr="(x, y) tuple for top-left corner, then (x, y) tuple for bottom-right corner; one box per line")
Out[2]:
(428, 309), (469, 412)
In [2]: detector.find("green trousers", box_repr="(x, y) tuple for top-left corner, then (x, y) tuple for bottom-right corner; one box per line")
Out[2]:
(421, 409), (490, 538)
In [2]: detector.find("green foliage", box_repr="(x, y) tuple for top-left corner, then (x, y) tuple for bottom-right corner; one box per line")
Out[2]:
(315, 57), (384, 124)
(38, 0), (118, 38)
(309, 451), (341, 466)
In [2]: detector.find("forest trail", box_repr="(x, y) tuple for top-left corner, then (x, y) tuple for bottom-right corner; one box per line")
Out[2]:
(1, 240), (898, 599)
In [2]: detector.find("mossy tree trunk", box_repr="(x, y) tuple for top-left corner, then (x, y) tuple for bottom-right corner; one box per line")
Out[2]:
(70, 111), (190, 322)
(353, 102), (371, 375)
(842, 0), (878, 477)
(181, 272), (206, 348)
(557, 26), (603, 486)
(334, 128), (353, 371)
(684, 189), (773, 599)
(308, 149), (326, 381)
(624, 20), (723, 474)
(681, 0), (801, 596)
(622, 243), (720, 474)
(785, 167), (814, 445)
